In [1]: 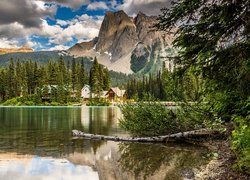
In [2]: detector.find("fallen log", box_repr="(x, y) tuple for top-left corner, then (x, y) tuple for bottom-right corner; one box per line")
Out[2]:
(72, 129), (220, 143)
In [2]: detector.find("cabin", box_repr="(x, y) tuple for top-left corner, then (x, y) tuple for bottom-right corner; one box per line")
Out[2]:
(81, 85), (127, 102)
(105, 87), (127, 102)
(81, 85), (91, 100)
(81, 85), (107, 100)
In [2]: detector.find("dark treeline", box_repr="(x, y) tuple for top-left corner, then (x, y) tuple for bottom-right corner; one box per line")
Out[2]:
(126, 71), (164, 100)
(126, 63), (202, 101)
(0, 57), (110, 103)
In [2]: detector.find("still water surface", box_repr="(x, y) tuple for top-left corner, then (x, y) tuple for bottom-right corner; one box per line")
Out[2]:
(0, 107), (209, 180)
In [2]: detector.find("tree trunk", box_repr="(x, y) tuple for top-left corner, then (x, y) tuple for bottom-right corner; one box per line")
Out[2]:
(72, 129), (220, 143)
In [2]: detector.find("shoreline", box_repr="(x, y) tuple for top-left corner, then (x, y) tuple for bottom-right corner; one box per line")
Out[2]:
(195, 140), (250, 180)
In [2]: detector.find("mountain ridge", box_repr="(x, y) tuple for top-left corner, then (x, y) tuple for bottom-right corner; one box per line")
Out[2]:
(68, 10), (176, 74)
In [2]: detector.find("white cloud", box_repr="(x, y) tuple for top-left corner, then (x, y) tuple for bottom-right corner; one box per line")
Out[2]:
(39, 19), (63, 37)
(116, 0), (172, 16)
(47, 14), (103, 45)
(87, 1), (109, 10)
(0, 0), (101, 50)
(47, 44), (70, 51)
(0, 38), (20, 48)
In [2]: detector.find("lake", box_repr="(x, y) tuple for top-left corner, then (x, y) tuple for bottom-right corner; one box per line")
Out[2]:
(0, 106), (209, 180)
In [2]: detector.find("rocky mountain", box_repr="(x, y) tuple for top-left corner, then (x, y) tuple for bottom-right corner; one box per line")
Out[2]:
(68, 10), (176, 74)
(0, 46), (33, 55)
(68, 37), (98, 55)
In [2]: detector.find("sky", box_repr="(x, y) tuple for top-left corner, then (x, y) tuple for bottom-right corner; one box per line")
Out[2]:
(0, 0), (171, 51)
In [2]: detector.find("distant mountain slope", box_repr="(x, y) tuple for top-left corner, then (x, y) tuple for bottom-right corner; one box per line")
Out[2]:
(68, 10), (177, 74)
(0, 51), (72, 67)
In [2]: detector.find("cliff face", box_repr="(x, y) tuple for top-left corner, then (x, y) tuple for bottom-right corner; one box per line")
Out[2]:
(68, 11), (176, 74)
(0, 46), (33, 54)
(96, 10), (138, 61)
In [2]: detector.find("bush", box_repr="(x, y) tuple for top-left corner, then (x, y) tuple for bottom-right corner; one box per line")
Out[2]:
(231, 99), (250, 174)
(2, 97), (19, 106)
(86, 98), (110, 106)
(119, 101), (206, 137)
(23, 101), (35, 106)
(1, 95), (78, 106)
(2, 95), (42, 106)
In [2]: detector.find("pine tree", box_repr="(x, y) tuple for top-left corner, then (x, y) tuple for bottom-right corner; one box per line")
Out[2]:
(103, 68), (111, 90)
(71, 58), (77, 92)
(79, 58), (87, 88)
(89, 57), (101, 94)
(7, 59), (16, 98)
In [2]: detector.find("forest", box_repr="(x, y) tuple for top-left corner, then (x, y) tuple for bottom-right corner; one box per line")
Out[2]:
(0, 57), (111, 105)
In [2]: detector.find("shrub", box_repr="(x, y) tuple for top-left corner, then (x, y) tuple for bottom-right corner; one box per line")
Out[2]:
(231, 99), (250, 174)
(2, 97), (19, 106)
(50, 102), (61, 106)
(86, 98), (110, 106)
(119, 101), (206, 137)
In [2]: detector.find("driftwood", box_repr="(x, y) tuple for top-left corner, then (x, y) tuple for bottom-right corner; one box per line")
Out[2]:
(72, 129), (220, 143)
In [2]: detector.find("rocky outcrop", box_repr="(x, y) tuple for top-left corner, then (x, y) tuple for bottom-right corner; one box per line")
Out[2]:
(68, 37), (98, 55)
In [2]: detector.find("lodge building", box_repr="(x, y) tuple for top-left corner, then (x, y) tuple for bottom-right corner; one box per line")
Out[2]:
(81, 85), (127, 102)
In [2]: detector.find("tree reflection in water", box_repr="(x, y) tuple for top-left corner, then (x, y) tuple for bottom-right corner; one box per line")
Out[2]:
(118, 142), (210, 180)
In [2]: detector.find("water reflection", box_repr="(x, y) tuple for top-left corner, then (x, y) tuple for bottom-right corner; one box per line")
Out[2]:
(117, 143), (209, 180)
(0, 107), (209, 180)
(0, 107), (124, 157)
(0, 153), (98, 180)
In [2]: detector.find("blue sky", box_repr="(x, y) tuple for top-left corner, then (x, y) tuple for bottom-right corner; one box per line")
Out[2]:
(0, 0), (170, 51)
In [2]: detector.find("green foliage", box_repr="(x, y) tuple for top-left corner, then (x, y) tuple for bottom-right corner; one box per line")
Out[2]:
(1, 95), (80, 106)
(162, 69), (176, 101)
(231, 99), (250, 174)
(156, 0), (250, 174)
(126, 72), (164, 100)
(0, 56), (115, 105)
(86, 98), (110, 106)
(2, 97), (19, 106)
(126, 66), (202, 102)
(119, 100), (206, 137)
(89, 57), (111, 94)
(2, 95), (41, 106)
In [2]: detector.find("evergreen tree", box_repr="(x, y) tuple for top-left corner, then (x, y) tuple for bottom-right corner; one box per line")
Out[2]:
(102, 68), (111, 90)
(71, 58), (77, 92)
(6, 59), (16, 98)
(89, 57), (101, 94)
(156, 0), (250, 172)
(79, 58), (87, 87)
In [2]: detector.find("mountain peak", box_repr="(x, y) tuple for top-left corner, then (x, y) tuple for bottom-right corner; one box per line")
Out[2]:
(95, 10), (137, 60)
(137, 11), (146, 17)
(68, 10), (175, 74)
(105, 10), (127, 16)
